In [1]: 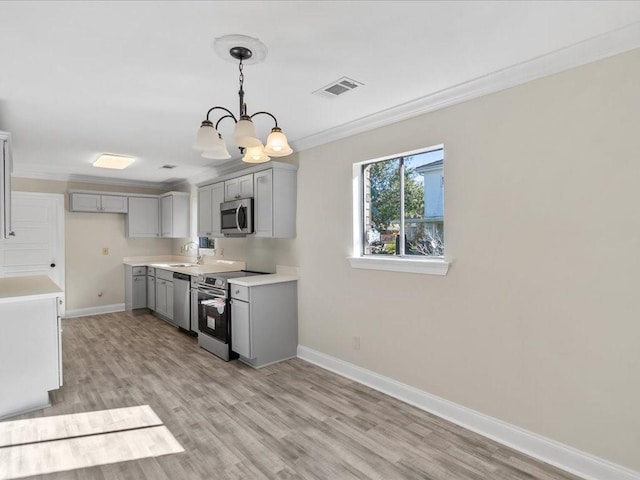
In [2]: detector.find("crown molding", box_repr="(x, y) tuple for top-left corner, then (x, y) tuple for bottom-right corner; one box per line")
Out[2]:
(12, 169), (178, 190)
(292, 21), (640, 153)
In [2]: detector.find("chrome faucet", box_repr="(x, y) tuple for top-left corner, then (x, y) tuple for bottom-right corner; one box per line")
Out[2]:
(183, 241), (203, 265)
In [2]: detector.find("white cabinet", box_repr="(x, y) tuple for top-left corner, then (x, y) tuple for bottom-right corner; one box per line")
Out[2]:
(254, 168), (297, 238)
(197, 182), (224, 237)
(160, 192), (190, 238)
(69, 192), (128, 213)
(229, 279), (298, 368)
(0, 294), (62, 419)
(224, 173), (254, 201)
(0, 131), (13, 239)
(126, 197), (160, 238)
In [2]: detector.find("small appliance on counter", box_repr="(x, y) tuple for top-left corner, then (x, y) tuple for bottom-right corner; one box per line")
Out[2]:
(193, 270), (265, 360)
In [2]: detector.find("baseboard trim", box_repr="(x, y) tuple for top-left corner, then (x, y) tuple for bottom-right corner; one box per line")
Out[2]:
(297, 345), (639, 480)
(63, 303), (125, 319)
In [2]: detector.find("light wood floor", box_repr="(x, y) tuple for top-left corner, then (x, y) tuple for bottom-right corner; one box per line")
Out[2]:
(8, 311), (582, 480)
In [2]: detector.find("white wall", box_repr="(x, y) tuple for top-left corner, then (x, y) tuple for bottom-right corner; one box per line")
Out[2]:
(294, 48), (640, 471)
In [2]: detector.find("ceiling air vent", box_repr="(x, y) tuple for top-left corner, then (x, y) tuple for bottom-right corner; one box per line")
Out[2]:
(162, 164), (176, 169)
(313, 77), (363, 99)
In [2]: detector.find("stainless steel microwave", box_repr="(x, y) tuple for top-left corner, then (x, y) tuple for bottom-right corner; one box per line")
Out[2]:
(220, 198), (253, 235)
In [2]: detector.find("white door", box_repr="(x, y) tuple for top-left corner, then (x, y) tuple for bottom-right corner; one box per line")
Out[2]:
(0, 192), (65, 313)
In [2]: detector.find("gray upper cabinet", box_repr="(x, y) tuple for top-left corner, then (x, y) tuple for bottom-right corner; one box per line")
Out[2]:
(125, 192), (189, 239)
(0, 131), (13, 239)
(126, 197), (160, 237)
(254, 168), (297, 238)
(224, 173), (254, 201)
(69, 192), (128, 213)
(197, 182), (224, 237)
(198, 162), (297, 239)
(160, 192), (190, 238)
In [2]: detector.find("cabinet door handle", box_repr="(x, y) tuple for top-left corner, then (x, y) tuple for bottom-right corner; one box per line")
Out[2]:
(235, 289), (240, 295)
(50, 263), (56, 268)
(8, 231), (16, 236)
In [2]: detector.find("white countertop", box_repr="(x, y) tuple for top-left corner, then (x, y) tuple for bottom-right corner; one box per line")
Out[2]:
(0, 275), (64, 304)
(228, 274), (297, 287)
(124, 256), (246, 275)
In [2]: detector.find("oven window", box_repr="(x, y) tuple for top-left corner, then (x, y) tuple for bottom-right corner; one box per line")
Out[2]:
(198, 294), (229, 343)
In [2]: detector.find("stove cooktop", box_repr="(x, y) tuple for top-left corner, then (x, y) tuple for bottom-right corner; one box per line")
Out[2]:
(198, 270), (266, 288)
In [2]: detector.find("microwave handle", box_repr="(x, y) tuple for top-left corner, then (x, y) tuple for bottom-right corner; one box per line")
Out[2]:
(235, 205), (241, 231)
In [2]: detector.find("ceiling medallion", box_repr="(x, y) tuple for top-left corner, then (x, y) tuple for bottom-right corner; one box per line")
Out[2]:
(193, 34), (292, 163)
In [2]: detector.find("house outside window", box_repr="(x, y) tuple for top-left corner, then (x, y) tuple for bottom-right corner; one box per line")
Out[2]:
(350, 144), (448, 275)
(361, 146), (444, 258)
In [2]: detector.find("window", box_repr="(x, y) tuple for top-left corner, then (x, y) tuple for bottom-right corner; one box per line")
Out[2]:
(350, 145), (449, 275)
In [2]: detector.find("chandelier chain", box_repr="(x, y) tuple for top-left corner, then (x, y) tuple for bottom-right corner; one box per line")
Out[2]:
(238, 58), (246, 116)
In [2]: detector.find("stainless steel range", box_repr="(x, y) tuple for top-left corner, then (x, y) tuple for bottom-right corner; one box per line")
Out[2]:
(193, 271), (264, 361)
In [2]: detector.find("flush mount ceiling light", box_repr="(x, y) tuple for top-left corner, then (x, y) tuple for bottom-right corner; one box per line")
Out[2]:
(193, 34), (292, 164)
(93, 154), (135, 170)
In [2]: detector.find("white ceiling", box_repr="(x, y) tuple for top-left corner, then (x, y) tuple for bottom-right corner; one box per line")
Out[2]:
(1, 1), (639, 187)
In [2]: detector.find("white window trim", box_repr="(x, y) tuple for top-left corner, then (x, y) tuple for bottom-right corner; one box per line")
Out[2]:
(350, 145), (450, 276)
(348, 255), (449, 275)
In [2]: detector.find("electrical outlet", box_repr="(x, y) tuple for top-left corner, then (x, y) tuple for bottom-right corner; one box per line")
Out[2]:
(352, 336), (360, 351)
(102, 247), (109, 255)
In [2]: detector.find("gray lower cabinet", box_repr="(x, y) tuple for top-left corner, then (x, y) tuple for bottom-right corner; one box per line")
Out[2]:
(230, 298), (251, 358)
(147, 268), (156, 311)
(124, 265), (147, 310)
(229, 280), (297, 368)
(155, 269), (174, 322)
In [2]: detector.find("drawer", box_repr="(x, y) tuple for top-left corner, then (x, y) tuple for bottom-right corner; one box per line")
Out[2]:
(132, 266), (147, 276)
(147, 267), (156, 276)
(230, 284), (249, 302)
(156, 269), (174, 281)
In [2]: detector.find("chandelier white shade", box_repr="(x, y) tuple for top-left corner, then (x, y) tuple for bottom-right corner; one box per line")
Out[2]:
(264, 127), (293, 157)
(242, 144), (270, 163)
(201, 142), (231, 160)
(193, 35), (292, 164)
(232, 117), (261, 148)
(194, 122), (223, 151)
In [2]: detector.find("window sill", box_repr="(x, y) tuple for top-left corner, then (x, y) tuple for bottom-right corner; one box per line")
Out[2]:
(348, 256), (449, 276)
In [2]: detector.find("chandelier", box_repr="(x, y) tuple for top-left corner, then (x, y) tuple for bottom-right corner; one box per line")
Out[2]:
(193, 35), (292, 164)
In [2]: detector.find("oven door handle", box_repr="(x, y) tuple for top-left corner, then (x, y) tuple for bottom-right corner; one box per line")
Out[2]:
(235, 205), (241, 231)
